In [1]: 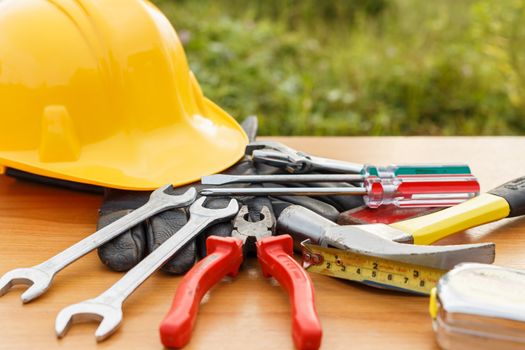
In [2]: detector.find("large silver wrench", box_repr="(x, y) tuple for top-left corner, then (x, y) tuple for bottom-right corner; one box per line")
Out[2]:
(55, 197), (239, 342)
(0, 185), (197, 303)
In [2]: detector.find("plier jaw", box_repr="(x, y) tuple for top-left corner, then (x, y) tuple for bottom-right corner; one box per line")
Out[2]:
(231, 205), (274, 256)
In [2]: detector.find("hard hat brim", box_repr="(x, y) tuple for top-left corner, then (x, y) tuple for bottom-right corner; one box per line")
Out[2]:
(0, 111), (248, 190)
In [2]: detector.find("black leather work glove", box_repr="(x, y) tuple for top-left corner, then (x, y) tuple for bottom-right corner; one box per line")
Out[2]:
(97, 119), (259, 274)
(96, 117), (269, 273)
(96, 188), (193, 273)
(96, 117), (355, 274)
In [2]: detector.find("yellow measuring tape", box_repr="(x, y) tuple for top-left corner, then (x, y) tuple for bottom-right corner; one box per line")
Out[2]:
(302, 242), (446, 295)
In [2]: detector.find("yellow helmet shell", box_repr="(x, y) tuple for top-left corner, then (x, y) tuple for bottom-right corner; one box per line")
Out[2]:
(0, 0), (248, 190)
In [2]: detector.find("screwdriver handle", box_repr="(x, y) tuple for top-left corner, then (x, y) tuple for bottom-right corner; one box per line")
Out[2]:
(257, 235), (322, 350)
(391, 193), (509, 245)
(488, 176), (525, 217)
(362, 164), (472, 177)
(391, 176), (525, 245)
(159, 236), (243, 349)
(364, 175), (480, 208)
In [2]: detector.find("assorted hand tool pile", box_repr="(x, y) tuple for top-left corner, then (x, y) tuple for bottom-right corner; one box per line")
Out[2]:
(2, 134), (525, 350)
(0, 1), (524, 349)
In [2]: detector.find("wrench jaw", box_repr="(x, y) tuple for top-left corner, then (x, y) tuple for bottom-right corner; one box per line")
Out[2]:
(0, 267), (53, 303)
(55, 300), (123, 342)
(190, 197), (239, 221)
(149, 186), (197, 208)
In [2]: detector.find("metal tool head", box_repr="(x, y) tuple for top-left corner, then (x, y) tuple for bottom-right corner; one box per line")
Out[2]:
(189, 196), (240, 221)
(232, 205), (274, 254)
(245, 141), (296, 156)
(0, 267), (53, 303)
(277, 204), (412, 246)
(277, 205), (495, 270)
(255, 150), (311, 173)
(325, 226), (495, 270)
(246, 141), (309, 173)
(149, 185), (197, 208)
(55, 299), (123, 342)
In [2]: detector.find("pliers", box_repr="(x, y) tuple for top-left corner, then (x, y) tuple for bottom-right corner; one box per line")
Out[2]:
(246, 140), (363, 174)
(159, 205), (322, 350)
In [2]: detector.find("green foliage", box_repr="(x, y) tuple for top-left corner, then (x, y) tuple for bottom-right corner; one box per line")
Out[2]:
(152, 0), (525, 135)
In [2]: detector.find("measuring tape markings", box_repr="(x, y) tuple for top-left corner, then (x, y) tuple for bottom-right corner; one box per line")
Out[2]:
(302, 243), (445, 295)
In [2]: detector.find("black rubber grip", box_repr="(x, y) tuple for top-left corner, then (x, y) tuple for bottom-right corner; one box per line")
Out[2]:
(488, 176), (525, 217)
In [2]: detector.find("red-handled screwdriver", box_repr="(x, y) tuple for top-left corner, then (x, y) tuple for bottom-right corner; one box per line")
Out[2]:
(200, 174), (480, 208)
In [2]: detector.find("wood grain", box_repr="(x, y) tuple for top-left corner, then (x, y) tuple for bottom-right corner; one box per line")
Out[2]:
(1, 137), (525, 350)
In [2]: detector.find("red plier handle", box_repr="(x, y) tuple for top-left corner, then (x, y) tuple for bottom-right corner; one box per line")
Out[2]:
(159, 234), (322, 350)
(159, 236), (243, 348)
(257, 235), (322, 350)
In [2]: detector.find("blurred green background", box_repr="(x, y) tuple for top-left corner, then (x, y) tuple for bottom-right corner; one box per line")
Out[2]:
(152, 0), (525, 135)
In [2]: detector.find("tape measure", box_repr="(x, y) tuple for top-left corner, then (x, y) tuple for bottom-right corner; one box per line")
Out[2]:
(301, 242), (446, 295)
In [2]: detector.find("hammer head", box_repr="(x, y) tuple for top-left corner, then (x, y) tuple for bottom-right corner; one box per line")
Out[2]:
(277, 205), (495, 270)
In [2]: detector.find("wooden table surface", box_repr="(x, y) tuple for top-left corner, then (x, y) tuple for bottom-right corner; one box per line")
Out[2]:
(2, 137), (525, 350)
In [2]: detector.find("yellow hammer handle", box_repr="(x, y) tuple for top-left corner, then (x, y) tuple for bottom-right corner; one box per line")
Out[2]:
(390, 193), (510, 245)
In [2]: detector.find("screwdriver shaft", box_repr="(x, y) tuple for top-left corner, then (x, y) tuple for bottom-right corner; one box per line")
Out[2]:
(200, 187), (368, 197)
(201, 174), (365, 186)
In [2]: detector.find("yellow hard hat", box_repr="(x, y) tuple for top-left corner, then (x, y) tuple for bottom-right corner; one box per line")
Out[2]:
(0, 0), (248, 190)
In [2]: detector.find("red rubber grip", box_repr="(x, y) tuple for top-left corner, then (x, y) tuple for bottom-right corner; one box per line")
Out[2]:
(257, 234), (322, 350)
(160, 236), (243, 348)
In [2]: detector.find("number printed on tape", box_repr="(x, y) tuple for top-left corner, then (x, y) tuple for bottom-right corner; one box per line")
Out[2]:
(302, 243), (445, 295)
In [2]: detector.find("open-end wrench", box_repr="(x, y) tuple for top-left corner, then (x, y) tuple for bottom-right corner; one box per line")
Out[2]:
(0, 185), (197, 303)
(55, 197), (239, 342)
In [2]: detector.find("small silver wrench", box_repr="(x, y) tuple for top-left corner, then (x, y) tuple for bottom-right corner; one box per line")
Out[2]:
(55, 196), (239, 342)
(0, 185), (197, 303)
